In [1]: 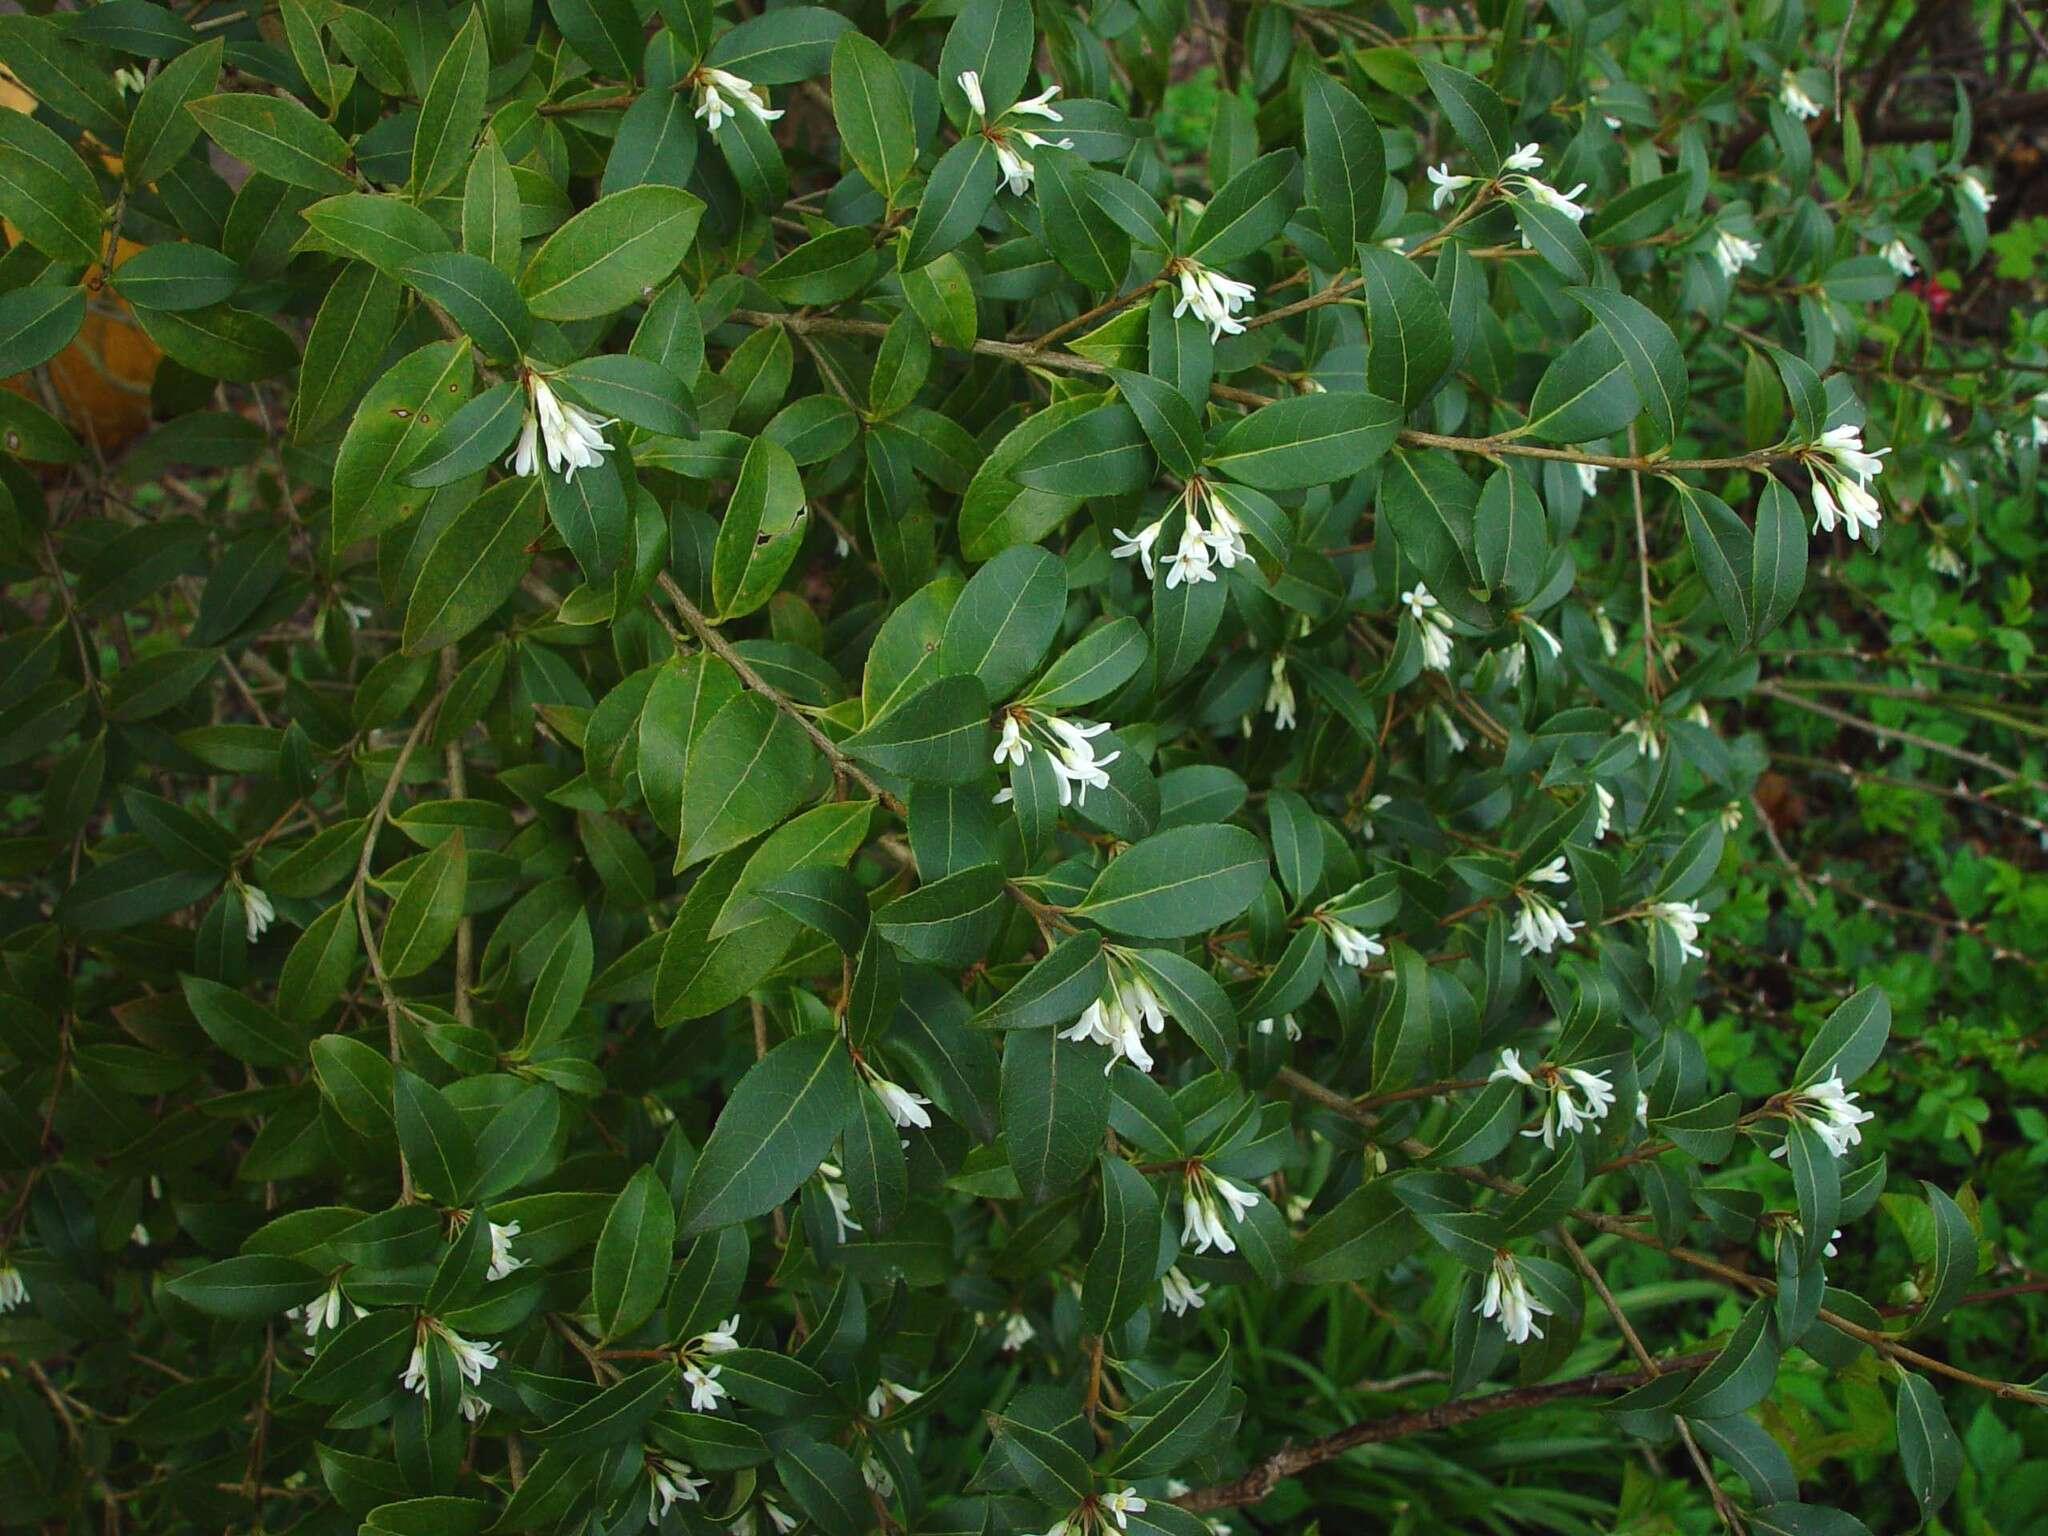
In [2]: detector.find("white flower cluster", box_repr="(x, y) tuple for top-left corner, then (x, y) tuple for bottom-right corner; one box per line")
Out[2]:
(1160, 1264), (1209, 1316)
(1490, 1048), (1617, 1148)
(509, 374), (615, 481)
(401, 1317), (499, 1411)
(957, 72), (1074, 196)
(867, 1071), (934, 1130)
(1113, 478), (1251, 588)
(1477, 1249), (1552, 1344)
(816, 1161), (860, 1242)
(1263, 654), (1297, 730)
(1772, 1075), (1876, 1159)
(285, 1279), (364, 1343)
(1508, 856), (1581, 956)
(1181, 1164), (1262, 1255)
(1881, 239), (1916, 277)
(993, 707), (1120, 808)
(865, 1379), (922, 1417)
(1402, 585), (1455, 672)
(486, 1219), (524, 1281)
(1647, 898), (1710, 960)
(0, 1264), (25, 1314)
(1712, 227), (1761, 277)
(1169, 256), (1259, 341)
(1806, 421), (1889, 541)
(1427, 142), (1588, 230)
(1062, 960), (1173, 1074)
(645, 1453), (708, 1524)
(1955, 168), (1996, 214)
(1779, 71), (1823, 120)
(239, 881), (274, 943)
(1319, 914), (1385, 969)
(691, 65), (782, 134)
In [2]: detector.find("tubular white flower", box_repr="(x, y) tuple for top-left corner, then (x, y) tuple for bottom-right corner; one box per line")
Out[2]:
(1926, 544), (1964, 578)
(957, 70), (986, 118)
(993, 138), (1035, 197)
(1171, 259), (1256, 341)
(646, 1455), (708, 1523)
(1525, 855), (1569, 886)
(1719, 800), (1744, 833)
(508, 406), (540, 477)
(0, 1263), (27, 1314)
(241, 883), (274, 943)
(1264, 654), (1297, 729)
(287, 1279), (356, 1342)
(1104, 1489), (1149, 1529)
(1713, 228), (1761, 277)
(1880, 239), (1916, 276)
(863, 1379), (921, 1418)
(403, 1319), (500, 1394)
(1564, 1067), (1617, 1124)
(1163, 509), (1215, 588)
(817, 1162), (862, 1241)
(1041, 713), (1118, 806)
(1433, 706), (1468, 754)
(762, 1497), (799, 1535)
(1956, 169), (1995, 213)
(1490, 1047), (1538, 1088)
(114, 65), (148, 97)
(1509, 891), (1580, 956)
(1011, 84), (1064, 121)
(1772, 1075), (1876, 1159)
(1577, 462), (1604, 497)
(693, 67), (782, 134)
(1110, 517), (1165, 579)
(1256, 1014), (1302, 1041)
(1477, 1250), (1552, 1344)
(1182, 1167), (1260, 1255)
(1323, 918), (1385, 969)
(485, 1220), (524, 1281)
(1361, 793), (1391, 840)
(1000, 1310), (1036, 1351)
(1594, 605), (1619, 656)
(683, 1360), (728, 1412)
(1514, 175), (1590, 222)
(1779, 71), (1823, 120)
(1622, 716), (1661, 760)
(514, 375), (614, 481)
(460, 1389), (491, 1421)
(1816, 422), (1889, 485)
(871, 1075), (934, 1131)
(1593, 783), (1616, 840)
(1427, 164), (1475, 209)
(694, 1313), (741, 1355)
(1501, 142), (1545, 173)
(1402, 585), (1455, 672)
(993, 712), (1029, 767)
(1648, 899), (1709, 960)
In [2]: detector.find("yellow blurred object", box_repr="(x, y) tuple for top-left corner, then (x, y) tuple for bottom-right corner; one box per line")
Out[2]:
(1, 77), (164, 455)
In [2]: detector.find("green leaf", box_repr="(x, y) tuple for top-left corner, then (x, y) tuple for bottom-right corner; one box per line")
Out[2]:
(1035, 146), (1129, 291)
(1302, 71), (1385, 252)
(936, 0), (1034, 119)
(394, 1067), (478, 1204)
(1895, 1373), (1960, 1518)
(1000, 1026), (1110, 1205)
(333, 339), (474, 549)
(831, 31), (915, 197)
(403, 380), (523, 487)
(128, 303), (299, 383)
(1795, 986), (1889, 1086)
(1208, 392), (1401, 491)
(988, 1413), (1092, 1506)
(1359, 247), (1452, 407)
(1014, 401), (1154, 495)
(1676, 1299), (1780, 1419)
(1751, 479), (1808, 641)
(940, 545), (1068, 701)
(706, 6), (849, 83)
(1419, 60), (1509, 175)
(112, 243), (241, 312)
(1074, 825), (1267, 939)
(1188, 149), (1298, 265)
(846, 674), (990, 785)
(901, 135), (999, 272)
(1473, 465), (1548, 603)
(1918, 1180), (1976, 1326)
(679, 1032), (859, 1235)
(0, 285), (84, 376)
(187, 93), (355, 194)
(124, 37), (223, 189)
(463, 133), (521, 277)
(181, 974), (302, 1068)
(166, 1255), (321, 1319)
(1292, 1182), (1420, 1284)
(412, 6), (488, 198)
(1525, 328), (1640, 444)
(1112, 1349), (1233, 1476)
(757, 227), (878, 306)
(971, 931), (1105, 1031)
(874, 863), (1007, 966)
(1677, 483), (1753, 647)
(1786, 1120), (1839, 1268)
(1024, 618), (1149, 711)
(1111, 368), (1203, 479)
(533, 1362), (679, 1453)
(0, 111), (103, 268)
(403, 475), (543, 652)
(379, 831), (467, 978)
(404, 252), (531, 365)
(1569, 287), (1689, 443)
(712, 435), (806, 619)
(592, 1166), (676, 1338)
(544, 453), (630, 584)
(518, 185), (705, 321)
(676, 693), (819, 868)
(1377, 448), (1478, 592)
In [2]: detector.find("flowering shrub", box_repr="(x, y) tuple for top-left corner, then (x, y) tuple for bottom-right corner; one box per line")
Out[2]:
(2, 0), (2044, 1532)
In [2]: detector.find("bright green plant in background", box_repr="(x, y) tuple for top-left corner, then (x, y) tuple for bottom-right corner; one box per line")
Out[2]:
(2, 0), (2045, 1532)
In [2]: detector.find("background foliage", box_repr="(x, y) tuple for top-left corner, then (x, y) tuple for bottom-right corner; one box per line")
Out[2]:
(2, 0), (2046, 1532)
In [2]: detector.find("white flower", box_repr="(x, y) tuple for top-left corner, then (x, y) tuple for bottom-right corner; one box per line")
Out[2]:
(1577, 462), (1604, 498)
(1648, 899), (1709, 960)
(1427, 164), (1474, 209)
(114, 65), (148, 97)
(1489, 1047), (1537, 1088)
(1926, 544), (1964, 578)
(1719, 800), (1745, 833)
(1170, 258), (1257, 341)
(1361, 793), (1391, 839)
(684, 1360), (729, 1412)
(865, 1379), (921, 1417)
(1525, 855), (1569, 886)
(1772, 1075), (1876, 1160)
(647, 1455), (707, 1524)
(1264, 654), (1297, 729)
(762, 1496), (799, 1535)
(403, 1319), (499, 1394)
(870, 1075), (933, 1131)
(1593, 783), (1616, 840)
(1323, 918), (1385, 969)
(1713, 229), (1761, 277)
(693, 66), (782, 134)
(1956, 169), (1995, 213)
(1824, 1227), (1841, 1258)
(1001, 1310), (1036, 1351)
(1011, 84), (1064, 121)
(993, 712), (1029, 767)
(1816, 422), (1890, 485)
(513, 375), (615, 482)
(460, 1389), (491, 1421)
(1514, 174), (1590, 222)
(1402, 585), (1455, 672)
(1256, 1014), (1302, 1041)
(1491, 1050), (1615, 1148)
(1636, 1090), (1651, 1126)
(486, 1220), (524, 1281)
(1622, 716), (1661, 761)
(818, 1162), (862, 1242)
(1160, 1265), (1209, 1316)
(1880, 239), (1917, 277)
(1182, 1167), (1260, 1256)
(508, 405), (540, 477)
(993, 138), (1036, 197)
(241, 883), (274, 943)
(1110, 517), (1165, 579)
(861, 1450), (896, 1498)
(1502, 142), (1545, 173)
(957, 69), (987, 118)
(286, 1279), (358, 1342)
(1062, 964), (1171, 1074)
(1809, 472), (1882, 540)
(1779, 72), (1823, 120)
(1103, 1488), (1149, 1529)
(1477, 1250), (1552, 1344)
(1041, 713), (1118, 806)
(1509, 891), (1580, 957)
(695, 1314), (741, 1355)
(1594, 605), (1619, 657)
(341, 599), (374, 629)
